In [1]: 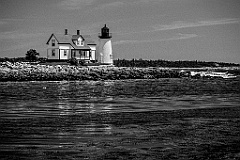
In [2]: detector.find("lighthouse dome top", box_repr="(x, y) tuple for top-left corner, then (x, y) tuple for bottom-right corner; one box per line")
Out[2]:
(103, 24), (108, 29)
(103, 24), (108, 28)
(99, 24), (112, 39)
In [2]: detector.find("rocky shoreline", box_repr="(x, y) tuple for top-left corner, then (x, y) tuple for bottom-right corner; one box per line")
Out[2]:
(0, 62), (184, 81)
(1, 62), (239, 82)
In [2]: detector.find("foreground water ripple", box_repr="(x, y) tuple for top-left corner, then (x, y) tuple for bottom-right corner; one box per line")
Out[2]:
(1, 78), (240, 159)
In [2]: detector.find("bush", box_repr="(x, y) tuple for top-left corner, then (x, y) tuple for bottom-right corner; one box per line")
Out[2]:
(78, 60), (86, 66)
(68, 58), (78, 66)
(38, 57), (47, 63)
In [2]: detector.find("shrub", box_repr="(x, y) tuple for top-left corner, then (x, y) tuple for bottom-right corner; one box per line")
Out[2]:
(68, 58), (78, 66)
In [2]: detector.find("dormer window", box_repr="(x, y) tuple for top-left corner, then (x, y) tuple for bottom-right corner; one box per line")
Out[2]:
(52, 39), (55, 46)
(76, 38), (84, 46)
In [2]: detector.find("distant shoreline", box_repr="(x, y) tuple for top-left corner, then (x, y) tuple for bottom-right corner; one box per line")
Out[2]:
(0, 62), (239, 82)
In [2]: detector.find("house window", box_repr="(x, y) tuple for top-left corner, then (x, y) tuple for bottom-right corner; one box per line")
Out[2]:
(72, 50), (76, 57)
(64, 50), (67, 56)
(81, 41), (84, 46)
(52, 39), (55, 46)
(52, 49), (55, 56)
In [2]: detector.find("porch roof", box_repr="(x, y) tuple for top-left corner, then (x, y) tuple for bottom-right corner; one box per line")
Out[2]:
(72, 46), (91, 50)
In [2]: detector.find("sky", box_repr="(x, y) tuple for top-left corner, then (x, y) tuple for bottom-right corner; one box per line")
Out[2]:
(0, 0), (240, 63)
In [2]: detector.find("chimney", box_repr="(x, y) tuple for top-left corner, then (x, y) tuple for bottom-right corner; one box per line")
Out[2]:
(77, 30), (80, 35)
(65, 29), (68, 35)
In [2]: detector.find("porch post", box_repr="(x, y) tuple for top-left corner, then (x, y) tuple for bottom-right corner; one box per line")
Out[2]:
(70, 49), (74, 59)
(89, 50), (91, 60)
(80, 50), (82, 59)
(59, 49), (60, 60)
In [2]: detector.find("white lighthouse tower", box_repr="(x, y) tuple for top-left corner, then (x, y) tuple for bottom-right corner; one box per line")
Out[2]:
(98, 24), (113, 65)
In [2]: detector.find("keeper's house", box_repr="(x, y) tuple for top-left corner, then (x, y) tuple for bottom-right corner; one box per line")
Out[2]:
(46, 29), (97, 62)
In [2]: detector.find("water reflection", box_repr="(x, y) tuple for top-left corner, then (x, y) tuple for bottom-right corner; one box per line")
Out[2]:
(75, 123), (113, 135)
(0, 98), (115, 118)
(1, 79), (240, 159)
(1, 93), (240, 118)
(54, 123), (113, 139)
(1, 79), (240, 117)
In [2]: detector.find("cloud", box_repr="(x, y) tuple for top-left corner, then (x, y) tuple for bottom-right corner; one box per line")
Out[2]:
(100, 0), (161, 7)
(113, 40), (142, 45)
(113, 33), (198, 45)
(95, 1), (125, 10)
(0, 20), (7, 25)
(58, 0), (97, 10)
(58, 0), (161, 10)
(167, 33), (198, 41)
(112, 18), (239, 37)
(118, 0), (163, 4)
(153, 18), (239, 31)
(0, 18), (24, 26)
(0, 31), (45, 40)
(103, 1), (125, 7)
(138, 0), (164, 3)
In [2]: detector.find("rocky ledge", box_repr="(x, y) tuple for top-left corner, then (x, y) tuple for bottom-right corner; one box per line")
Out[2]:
(0, 62), (184, 81)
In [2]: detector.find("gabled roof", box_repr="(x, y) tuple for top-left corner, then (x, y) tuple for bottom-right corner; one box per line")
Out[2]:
(82, 35), (96, 44)
(71, 35), (96, 44)
(46, 34), (72, 44)
(72, 35), (84, 40)
(46, 34), (57, 45)
(54, 34), (73, 44)
(46, 33), (96, 50)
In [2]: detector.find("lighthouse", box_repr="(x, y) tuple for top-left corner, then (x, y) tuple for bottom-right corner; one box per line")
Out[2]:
(98, 24), (113, 65)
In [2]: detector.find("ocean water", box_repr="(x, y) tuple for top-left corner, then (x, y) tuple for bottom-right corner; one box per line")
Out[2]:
(1, 78), (240, 159)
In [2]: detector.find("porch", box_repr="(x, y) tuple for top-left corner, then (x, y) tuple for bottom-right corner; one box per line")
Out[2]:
(71, 49), (92, 60)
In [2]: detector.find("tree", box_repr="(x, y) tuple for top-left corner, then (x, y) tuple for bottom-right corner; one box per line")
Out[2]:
(26, 49), (39, 61)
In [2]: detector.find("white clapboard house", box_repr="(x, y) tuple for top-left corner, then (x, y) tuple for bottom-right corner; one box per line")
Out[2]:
(46, 29), (97, 62)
